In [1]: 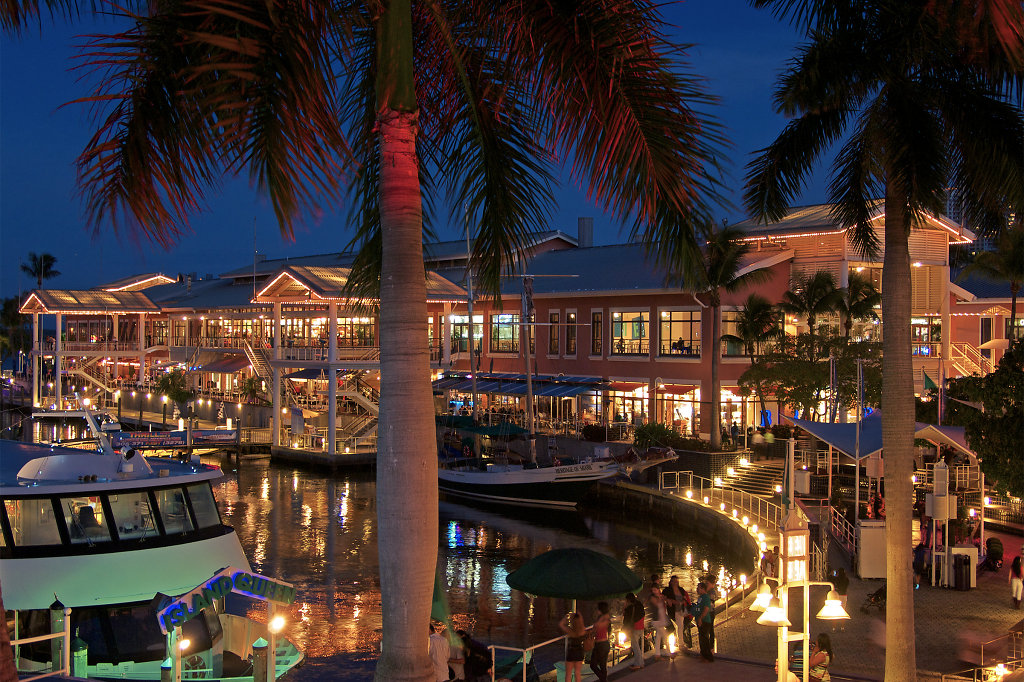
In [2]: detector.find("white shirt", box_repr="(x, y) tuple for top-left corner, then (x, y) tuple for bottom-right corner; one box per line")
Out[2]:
(429, 632), (451, 682)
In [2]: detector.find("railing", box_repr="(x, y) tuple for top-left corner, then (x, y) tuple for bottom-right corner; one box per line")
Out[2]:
(911, 342), (942, 357)
(241, 427), (273, 444)
(920, 462), (981, 491)
(951, 342), (993, 375)
(829, 503), (858, 556)
(12, 607), (72, 682)
(660, 470), (784, 532)
(610, 339), (649, 356)
(939, 631), (1023, 680)
(281, 427), (377, 453)
(659, 341), (701, 358)
(62, 341), (140, 352)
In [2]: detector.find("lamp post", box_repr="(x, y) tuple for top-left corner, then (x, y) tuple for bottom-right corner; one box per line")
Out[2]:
(754, 508), (849, 682)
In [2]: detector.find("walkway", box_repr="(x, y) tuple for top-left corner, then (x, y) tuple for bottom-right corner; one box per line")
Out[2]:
(613, 527), (1024, 681)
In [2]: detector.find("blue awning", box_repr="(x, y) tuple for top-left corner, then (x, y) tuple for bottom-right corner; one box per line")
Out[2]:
(783, 413), (975, 462)
(433, 372), (607, 397)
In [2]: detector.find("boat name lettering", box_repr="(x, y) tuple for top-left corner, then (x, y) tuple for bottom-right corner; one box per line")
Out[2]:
(554, 463), (593, 474)
(158, 566), (296, 633)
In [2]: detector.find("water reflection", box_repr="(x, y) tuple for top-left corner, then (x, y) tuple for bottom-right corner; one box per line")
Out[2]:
(210, 456), (750, 678)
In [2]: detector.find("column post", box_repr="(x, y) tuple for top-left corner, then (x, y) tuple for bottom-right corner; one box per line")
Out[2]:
(138, 313), (147, 387)
(32, 312), (39, 406)
(441, 303), (452, 366)
(272, 302), (282, 447)
(328, 301), (338, 456)
(941, 264), (951, 362)
(55, 313), (63, 407)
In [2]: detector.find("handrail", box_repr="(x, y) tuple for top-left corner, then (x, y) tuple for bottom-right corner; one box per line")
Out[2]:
(660, 470), (785, 532)
(12, 607), (71, 682)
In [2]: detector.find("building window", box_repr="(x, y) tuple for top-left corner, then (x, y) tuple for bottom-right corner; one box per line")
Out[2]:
(911, 317), (941, 356)
(566, 312), (577, 355)
(490, 313), (520, 353)
(659, 310), (701, 356)
(549, 312), (560, 355)
(591, 312), (603, 355)
(1006, 317), (1024, 341)
(721, 312), (744, 356)
(451, 314), (483, 353)
(611, 311), (649, 355)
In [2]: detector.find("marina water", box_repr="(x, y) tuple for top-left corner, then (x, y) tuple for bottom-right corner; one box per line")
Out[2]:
(209, 455), (750, 679)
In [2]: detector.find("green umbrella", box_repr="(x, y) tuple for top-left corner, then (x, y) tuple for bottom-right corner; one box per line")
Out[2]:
(506, 548), (642, 602)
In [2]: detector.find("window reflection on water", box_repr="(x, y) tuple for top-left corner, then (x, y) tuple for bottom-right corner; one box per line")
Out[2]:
(211, 458), (749, 676)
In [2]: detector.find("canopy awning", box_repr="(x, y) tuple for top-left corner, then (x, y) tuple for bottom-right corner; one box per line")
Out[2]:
(198, 355), (251, 373)
(433, 372), (608, 397)
(283, 368), (330, 380)
(784, 413), (976, 462)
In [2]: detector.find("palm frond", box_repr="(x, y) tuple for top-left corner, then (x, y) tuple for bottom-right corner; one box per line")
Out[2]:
(827, 110), (882, 258)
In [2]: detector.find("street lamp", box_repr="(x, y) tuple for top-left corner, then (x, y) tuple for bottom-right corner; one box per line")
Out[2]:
(754, 508), (849, 682)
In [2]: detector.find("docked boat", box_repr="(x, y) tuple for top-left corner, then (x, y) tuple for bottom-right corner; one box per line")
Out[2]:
(437, 457), (620, 508)
(2, 413), (303, 681)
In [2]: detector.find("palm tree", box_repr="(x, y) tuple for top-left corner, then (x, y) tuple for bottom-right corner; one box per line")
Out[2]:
(3, 3), (724, 678)
(721, 292), (782, 427)
(837, 272), (881, 339)
(746, 2), (1024, 677)
(779, 270), (841, 359)
(20, 252), (60, 289)
(959, 221), (1024, 339)
(677, 225), (773, 449)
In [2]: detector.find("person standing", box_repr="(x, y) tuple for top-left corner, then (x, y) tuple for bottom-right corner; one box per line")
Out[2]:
(648, 587), (671, 658)
(1009, 553), (1023, 609)
(428, 623), (451, 682)
(664, 575), (692, 648)
(624, 592), (646, 670)
(559, 611), (587, 682)
(589, 602), (611, 682)
(697, 576), (716, 662)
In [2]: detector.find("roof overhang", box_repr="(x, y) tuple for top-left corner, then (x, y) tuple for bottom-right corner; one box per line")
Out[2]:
(19, 290), (160, 315)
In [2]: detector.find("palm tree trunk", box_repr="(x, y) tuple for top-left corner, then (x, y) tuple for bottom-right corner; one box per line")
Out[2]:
(882, 187), (916, 680)
(1010, 284), (1019, 340)
(710, 303), (721, 449)
(374, 1), (436, 678)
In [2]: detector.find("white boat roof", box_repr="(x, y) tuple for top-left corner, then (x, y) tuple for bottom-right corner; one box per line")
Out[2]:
(1, 440), (224, 496)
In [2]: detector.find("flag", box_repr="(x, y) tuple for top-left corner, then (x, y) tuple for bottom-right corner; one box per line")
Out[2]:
(923, 369), (937, 391)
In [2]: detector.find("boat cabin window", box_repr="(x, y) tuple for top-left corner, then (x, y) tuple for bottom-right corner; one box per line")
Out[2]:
(60, 498), (113, 544)
(6, 498), (62, 546)
(109, 492), (157, 539)
(186, 484), (222, 529)
(154, 488), (193, 534)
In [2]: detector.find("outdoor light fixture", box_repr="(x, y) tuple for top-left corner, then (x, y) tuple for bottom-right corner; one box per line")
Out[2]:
(703, 496), (710, 504)
(750, 583), (773, 612)
(268, 615), (286, 634)
(756, 597), (790, 627)
(775, 485), (783, 493)
(178, 638), (191, 651)
(719, 503), (726, 511)
(686, 490), (693, 499)
(742, 516), (750, 526)
(815, 590), (848, 620)
(714, 477), (723, 487)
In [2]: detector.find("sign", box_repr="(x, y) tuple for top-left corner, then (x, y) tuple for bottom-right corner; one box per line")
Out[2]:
(110, 429), (238, 450)
(157, 567), (296, 633)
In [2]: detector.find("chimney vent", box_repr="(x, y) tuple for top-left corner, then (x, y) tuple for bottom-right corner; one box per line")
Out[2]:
(577, 217), (594, 248)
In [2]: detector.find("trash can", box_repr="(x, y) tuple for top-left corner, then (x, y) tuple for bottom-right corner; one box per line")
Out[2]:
(954, 554), (970, 591)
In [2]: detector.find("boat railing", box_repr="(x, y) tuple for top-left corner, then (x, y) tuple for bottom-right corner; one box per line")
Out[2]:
(12, 607), (72, 682)
(488, 632), (632, 682)
(660, 469), (784, 532)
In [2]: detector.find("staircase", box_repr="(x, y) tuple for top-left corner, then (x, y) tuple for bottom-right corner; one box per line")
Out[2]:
(719, 460), (786, 497)
(950, 342), (993, 376)
(338, 374), (378, 438)
(243, 339), (275, 382)
(69, 357), (115, 393)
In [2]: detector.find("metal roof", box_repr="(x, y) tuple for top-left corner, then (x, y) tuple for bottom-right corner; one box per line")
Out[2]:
(97, 272), (176, 292)
(19, 289), (161, 314)
(434, 372), (608, 397)
(255, 265), (467, 303)
(953, 271), (1014, 299)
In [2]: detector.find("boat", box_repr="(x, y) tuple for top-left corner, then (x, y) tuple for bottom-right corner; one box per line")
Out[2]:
(437, 457), (620, 508)
(2, 413), (303, 681)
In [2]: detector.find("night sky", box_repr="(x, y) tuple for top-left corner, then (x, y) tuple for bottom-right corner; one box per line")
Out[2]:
(0, 1), (826, 298)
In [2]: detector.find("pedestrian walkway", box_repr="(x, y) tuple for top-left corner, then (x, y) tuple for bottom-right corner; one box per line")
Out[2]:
(615, 528), (1024, 681)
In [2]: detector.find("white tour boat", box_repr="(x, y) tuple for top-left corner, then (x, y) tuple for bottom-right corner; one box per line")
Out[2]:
(437, 457), (620, 508)
(2, 411), (303, 681)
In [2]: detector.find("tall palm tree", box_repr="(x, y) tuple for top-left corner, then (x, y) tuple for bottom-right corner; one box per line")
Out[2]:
(959, 221), (1024, 338)
(3, 3), (724, 678)
(837, 272), (881, 339)
(20, 252), (60, 289)
(746, 2), (1024, 678)
(677, 225), (772, 449)
(721, 292), (782, 427)
(778, 270), (841, 359)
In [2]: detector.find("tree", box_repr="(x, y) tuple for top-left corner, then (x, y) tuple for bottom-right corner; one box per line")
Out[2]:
(836, 272), (881, 339)
(958, 340), (1024, 497)
(156, 369), (194, 419)
(0, 297), (29, 369)
(20, 252), (60, 289)
(746, 2), (1024, 677)
(676, 225), (772, 449)
(721, 293), (783, 426)
(958, 222), (1024, 339)
(778, 270), (840, 359)
(3, 3), (724, 678)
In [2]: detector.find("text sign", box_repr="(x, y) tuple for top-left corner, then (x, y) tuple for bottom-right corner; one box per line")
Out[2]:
(157, 566), (296, 633)
(111, 429), (237, 449)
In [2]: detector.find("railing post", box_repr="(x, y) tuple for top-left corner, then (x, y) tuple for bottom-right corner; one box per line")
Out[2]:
(63, 607), (72, 675)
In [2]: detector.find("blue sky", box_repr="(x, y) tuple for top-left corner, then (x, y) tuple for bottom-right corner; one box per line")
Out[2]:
(0, 1), (827, 297)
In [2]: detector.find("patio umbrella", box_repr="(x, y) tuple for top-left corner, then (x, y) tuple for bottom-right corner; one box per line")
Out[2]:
(506, 548), (642, 605)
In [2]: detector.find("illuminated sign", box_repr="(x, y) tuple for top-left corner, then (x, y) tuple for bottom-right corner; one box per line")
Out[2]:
(111, 429), (238, 449)
(157, 566), (296, 633)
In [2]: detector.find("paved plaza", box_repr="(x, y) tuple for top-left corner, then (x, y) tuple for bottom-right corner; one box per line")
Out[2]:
(609, 527), (1024, 681)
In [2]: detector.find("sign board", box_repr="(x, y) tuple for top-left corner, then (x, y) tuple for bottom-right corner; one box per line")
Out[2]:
(157, 566), (296, 633)
(111, 429), (238, 449)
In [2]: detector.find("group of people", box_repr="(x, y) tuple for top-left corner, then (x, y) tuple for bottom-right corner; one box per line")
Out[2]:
(428, 623), (494, 682)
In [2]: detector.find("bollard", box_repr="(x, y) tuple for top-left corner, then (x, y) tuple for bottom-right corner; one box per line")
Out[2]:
(71, 628), (88, 678)
(161, 658), (173, 682)
(252, 638), (269, 682)
(49, 599), (65, 672)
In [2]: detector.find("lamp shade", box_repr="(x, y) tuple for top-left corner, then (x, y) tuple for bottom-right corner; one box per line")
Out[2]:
(756, 598), (791, 627)
(816, 590), (851, 620)
(749, 583), (773, 613)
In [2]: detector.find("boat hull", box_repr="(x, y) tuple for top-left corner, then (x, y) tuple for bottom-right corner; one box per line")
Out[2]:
(437, 462), (617, 508)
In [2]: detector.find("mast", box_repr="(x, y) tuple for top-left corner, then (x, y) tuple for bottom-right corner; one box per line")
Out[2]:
(465, 223), (479, 422)
(521, 271), (536, 463)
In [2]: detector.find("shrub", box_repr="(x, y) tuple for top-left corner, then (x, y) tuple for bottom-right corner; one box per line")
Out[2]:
(581, 424), (607, 442)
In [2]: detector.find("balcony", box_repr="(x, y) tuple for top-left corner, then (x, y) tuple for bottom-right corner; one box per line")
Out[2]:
(611, 339), (649, 356)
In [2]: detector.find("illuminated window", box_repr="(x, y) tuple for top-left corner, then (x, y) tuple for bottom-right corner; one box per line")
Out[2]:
(659, 310), (701, 356)
(591, 312), (603, 356)
(549, 312), (560, 355)
(611, 311), (649, 355)
(489, 314), (520, 353)
(566, 312), (577, 355)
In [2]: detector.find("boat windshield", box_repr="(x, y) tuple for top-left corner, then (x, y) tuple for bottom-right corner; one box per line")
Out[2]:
(60, 499), (113, 545)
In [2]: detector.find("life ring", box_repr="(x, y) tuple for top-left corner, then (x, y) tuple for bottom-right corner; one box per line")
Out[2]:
(463, 445), (472, 458)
